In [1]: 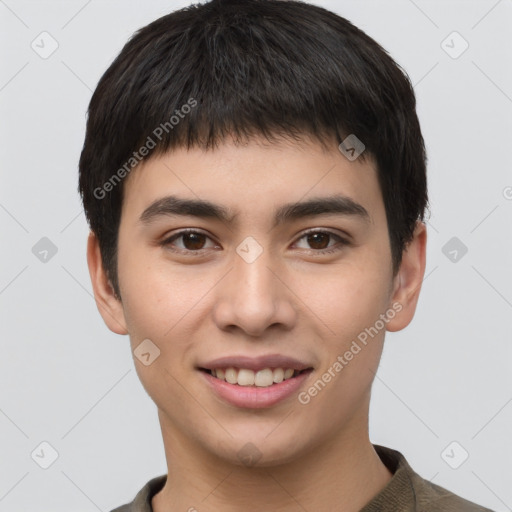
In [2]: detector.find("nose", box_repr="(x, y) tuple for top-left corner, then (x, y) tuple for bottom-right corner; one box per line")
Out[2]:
(212, 244), (297, 337)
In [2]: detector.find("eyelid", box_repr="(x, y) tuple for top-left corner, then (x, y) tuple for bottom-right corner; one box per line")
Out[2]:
(160, 228), (220, 251)
(296, 227), (351, 242)
(292, 228), (351, 252)
(160, 227), (351, 254)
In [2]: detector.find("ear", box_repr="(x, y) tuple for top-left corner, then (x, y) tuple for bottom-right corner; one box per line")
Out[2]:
(86, 231), (128, 335)
(386, 221), (427, 332)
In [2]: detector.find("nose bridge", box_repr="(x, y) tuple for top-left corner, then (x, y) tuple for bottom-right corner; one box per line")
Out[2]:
(233, 242), (278, 314)
(213, 238), (296, 335)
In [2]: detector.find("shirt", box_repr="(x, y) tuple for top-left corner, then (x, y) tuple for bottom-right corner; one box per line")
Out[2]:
(110, 444), (494, 511)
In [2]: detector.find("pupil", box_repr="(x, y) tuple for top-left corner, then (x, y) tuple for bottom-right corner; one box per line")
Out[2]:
(184, 233), (205, 250)
(308, 233), (329, 249)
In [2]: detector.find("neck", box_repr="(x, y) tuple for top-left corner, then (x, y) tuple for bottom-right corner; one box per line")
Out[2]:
(152, 412), (392, 512)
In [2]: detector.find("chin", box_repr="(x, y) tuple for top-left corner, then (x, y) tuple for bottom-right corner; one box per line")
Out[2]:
(202, 426), (314, 469)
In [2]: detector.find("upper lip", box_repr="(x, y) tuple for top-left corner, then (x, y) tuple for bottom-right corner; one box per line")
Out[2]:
(199, 354), (313, 372)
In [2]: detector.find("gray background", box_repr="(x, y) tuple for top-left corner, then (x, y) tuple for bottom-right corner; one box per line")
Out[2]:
(1, 0), (511, 510)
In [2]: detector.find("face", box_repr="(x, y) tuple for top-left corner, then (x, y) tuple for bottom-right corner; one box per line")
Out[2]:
(89, 135), (425, 467)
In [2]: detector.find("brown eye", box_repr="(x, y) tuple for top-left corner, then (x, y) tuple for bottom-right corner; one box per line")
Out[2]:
(306, 232), (331, 250)
(294, 229), (349, 254)
(161, 229), (219, 253)
(180, 232), (207, 250)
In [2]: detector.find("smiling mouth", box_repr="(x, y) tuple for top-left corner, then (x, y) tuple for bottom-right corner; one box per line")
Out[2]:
(199, 367), (313, 388)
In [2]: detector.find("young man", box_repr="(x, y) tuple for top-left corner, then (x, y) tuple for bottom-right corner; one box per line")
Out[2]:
(79, 0), (493, 510)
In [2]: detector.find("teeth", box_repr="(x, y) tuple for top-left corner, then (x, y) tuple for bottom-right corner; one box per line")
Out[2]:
(273, 368), (284, 383)
(255, 368), (273, 387)
(284, 368), (294, 379)
(238, 369), (255, 386)
(211, 367), (300, 387)
(225, 367), (238, 384)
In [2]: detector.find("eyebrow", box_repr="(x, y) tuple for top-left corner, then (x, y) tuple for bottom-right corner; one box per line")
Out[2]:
(139, 194), (370, 228)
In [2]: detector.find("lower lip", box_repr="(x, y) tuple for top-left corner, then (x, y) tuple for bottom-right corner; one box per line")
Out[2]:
(200, 370), (312, 409)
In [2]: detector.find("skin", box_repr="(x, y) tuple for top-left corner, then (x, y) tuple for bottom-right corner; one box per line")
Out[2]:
(87, 134), (426, 512)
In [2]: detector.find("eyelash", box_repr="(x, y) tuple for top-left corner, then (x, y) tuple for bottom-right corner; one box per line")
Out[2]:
(160, 228), (350, 256)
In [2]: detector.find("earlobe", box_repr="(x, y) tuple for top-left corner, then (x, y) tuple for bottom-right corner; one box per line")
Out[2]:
(386, 221), (427, 332)
(86, 231), (129, 335)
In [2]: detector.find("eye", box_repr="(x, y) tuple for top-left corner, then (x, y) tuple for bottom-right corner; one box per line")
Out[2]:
(293, 229), (349, 254)
(160, 229), (219, 253)
(160, 228), (350, 256)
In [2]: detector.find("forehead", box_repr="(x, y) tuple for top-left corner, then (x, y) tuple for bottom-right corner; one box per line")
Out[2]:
(120, 135), (383, 225)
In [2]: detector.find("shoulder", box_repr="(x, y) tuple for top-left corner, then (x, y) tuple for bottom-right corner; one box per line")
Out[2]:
(110, 506), (129, 512)
(413, 476), (495, 511)
(109, 474), (167, 512)
(368, 445), (494, 512)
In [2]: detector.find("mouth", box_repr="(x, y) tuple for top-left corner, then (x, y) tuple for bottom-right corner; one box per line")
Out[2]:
(197, 354), (315, 408)
(199, 367), (313, 388)
(199, 366), (314, 409)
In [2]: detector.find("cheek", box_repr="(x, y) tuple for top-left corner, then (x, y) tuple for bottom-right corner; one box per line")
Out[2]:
(117, 250), (215, 360)
(297, 255), (392, 335)
(294, 267), (391, 424)
(117, 250), (177, 342)
(117, 260), (201, 405)
(294, 255), (392, 406)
